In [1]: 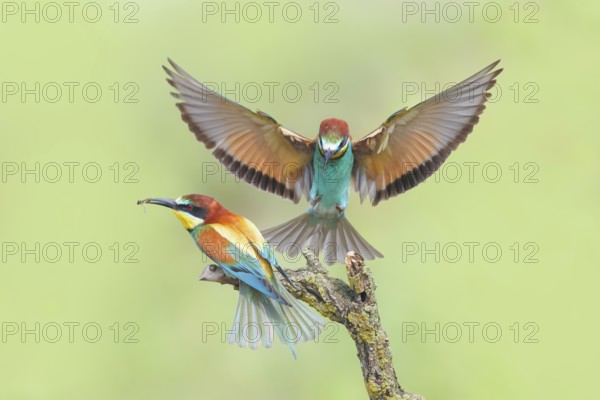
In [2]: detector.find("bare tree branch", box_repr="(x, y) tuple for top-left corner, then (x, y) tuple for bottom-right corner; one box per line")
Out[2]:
(279, 249), (424, 400)
(207, 249), (423, 399)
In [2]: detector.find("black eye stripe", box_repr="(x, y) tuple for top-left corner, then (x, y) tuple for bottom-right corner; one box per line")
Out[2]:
(191, 207), (207, 220)
(319, 138), (347, 152)
(331, 143), (349, 159)
(178, 204), (207, 220)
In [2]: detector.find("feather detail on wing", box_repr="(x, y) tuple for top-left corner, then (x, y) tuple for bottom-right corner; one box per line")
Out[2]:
(352, 60), (503, 205)
(198, 225), (287, 305)
(165, 59), (315, 203)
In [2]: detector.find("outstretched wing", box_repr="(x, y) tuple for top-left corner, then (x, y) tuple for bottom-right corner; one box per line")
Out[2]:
(352, 60), (502, 205)
(165, 59), (315, 203)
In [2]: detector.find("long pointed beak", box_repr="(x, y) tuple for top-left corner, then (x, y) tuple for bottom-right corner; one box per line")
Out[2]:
(137, 197), (177, 209)
(323, 150), (334, 170)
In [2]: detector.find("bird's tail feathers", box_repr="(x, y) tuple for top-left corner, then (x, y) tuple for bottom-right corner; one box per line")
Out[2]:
(262, 212), (383, 265)
(227, 283), (323, 357)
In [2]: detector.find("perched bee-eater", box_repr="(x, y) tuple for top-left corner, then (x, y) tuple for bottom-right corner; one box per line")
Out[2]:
(138, 194), (323, 356)
(164, 60), (502, 265)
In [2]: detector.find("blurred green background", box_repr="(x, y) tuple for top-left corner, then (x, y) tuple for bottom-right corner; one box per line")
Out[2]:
(0, 0), (598, 399)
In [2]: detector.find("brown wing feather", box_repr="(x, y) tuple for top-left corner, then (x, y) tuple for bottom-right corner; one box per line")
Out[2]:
(352, 60), (503, 205)
(165, 59), (315, 203)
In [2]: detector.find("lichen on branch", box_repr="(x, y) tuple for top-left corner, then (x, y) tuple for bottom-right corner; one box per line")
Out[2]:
(207, 249), (423, 399)
(279, 249), (424, 400)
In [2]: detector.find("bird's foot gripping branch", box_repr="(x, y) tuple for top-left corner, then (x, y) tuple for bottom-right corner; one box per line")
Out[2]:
(281, 249), (423, 400)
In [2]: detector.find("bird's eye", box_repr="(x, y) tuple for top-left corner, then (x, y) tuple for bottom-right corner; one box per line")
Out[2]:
(186, 205), (193, 211)
(317, 138), (325, 156)
(209, 265), (217, 272)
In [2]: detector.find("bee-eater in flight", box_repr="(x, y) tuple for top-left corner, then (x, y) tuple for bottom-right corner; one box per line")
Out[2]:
(138, 194), (323, 356)
(164, 60), (502, 265)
